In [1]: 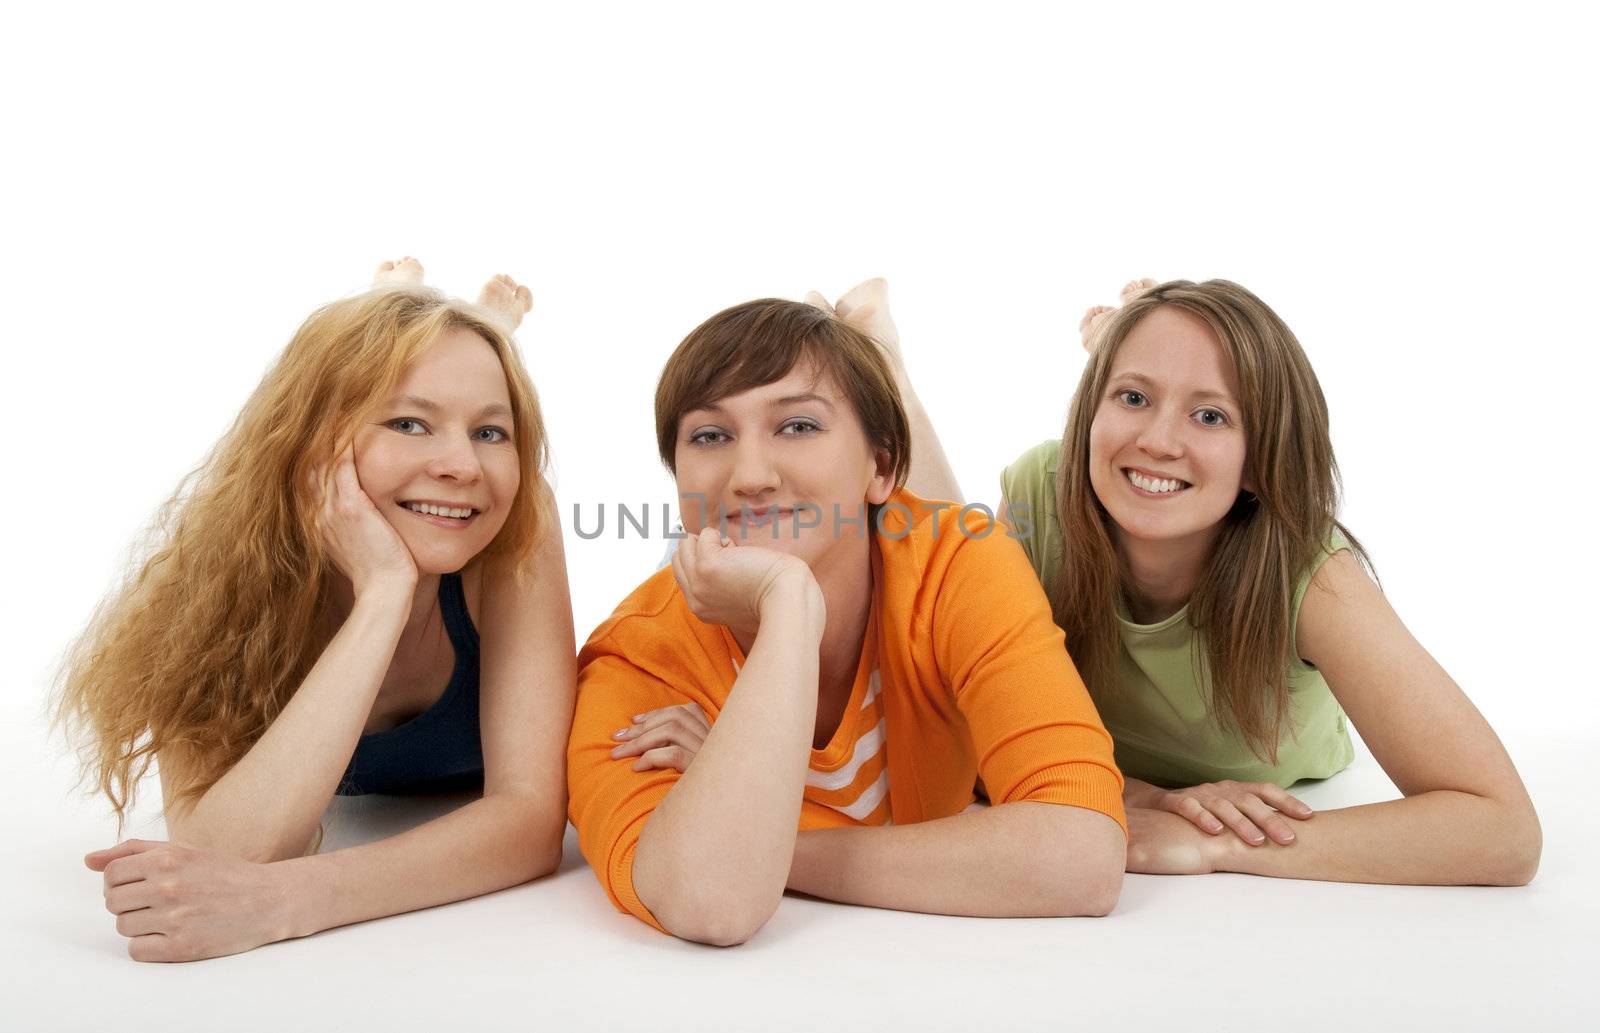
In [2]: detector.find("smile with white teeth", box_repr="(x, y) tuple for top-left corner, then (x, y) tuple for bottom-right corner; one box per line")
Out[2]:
(1126, 470), (1189, 495)
(403, 502), (478, 519)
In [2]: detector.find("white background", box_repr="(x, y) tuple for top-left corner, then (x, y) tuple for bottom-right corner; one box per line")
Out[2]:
(3, 1), (1596, 1029)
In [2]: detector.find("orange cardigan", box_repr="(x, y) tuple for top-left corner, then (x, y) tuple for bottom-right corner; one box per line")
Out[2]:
(567, 490), (1126, 930)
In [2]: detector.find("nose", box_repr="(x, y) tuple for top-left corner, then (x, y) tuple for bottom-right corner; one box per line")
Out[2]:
(729, 439), (780, 501)
(1136, 408), (1185, 461)
(426, 432), (484, 484)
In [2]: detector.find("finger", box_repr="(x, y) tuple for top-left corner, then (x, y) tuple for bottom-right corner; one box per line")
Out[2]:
(86, 840), (159, 872)
(1209, 799), (1267, 845)
(103, 852), (155, 890)
(106, 880), (157, 914)
(128, 934), (172, 963)
(1162, 793), (1224, 835)
(611, 722), (705, 759)
(116, 908), (163, 938)
(631, 703), (710, 735)
(632, 745), (691, 773)
(1238, 795), (1298, 845)
(615, 708), (689, 741)
(334, 444), (363, 494)
(1256, 783), (1314, 818)
(669, 530), (695, 594)
(802, 290), (835, 315)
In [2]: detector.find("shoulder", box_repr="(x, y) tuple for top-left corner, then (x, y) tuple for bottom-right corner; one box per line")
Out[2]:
(876, 488), (1046, 609)
(1000, 439), (1061, 499)
(580, 565), (690, 660)
(1294, 538), (1388, 666)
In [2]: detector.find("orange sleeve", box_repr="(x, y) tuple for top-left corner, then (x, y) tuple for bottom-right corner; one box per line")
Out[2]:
(566, 650), (692, 933)
(929, 524), (1127, 834)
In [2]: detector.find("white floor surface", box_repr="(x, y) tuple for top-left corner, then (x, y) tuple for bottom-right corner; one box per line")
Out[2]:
(6, 697), (1593, 1033)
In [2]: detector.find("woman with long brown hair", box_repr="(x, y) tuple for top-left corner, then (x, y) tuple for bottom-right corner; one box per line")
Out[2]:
(972, 278), (1537, 883)
(57, 259), (576, 960)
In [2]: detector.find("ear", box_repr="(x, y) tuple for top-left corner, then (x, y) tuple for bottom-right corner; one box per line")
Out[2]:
(865, 444), (897, 506)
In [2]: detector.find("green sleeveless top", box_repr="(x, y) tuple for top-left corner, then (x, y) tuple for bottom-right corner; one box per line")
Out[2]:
(1000, 440), (1354, 789)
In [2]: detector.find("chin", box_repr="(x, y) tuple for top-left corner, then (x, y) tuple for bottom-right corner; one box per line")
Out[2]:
(402, 539), (487, 576)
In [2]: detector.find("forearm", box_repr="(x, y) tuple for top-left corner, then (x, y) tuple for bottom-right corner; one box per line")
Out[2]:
(897, 373), (963, 504)
(278, 790), (563, 938)
(789, 802), (1125, 917)
(1210, 791), (1541, 885)
(633, 591), (824, 942)
(169, 587), (411, 862)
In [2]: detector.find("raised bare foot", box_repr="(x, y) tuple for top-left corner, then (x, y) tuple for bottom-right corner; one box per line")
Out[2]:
(1119, 278), (1158, 304)
(1079, 305), (1116, 352)
(477, 274), (533, 332)
(373, 256), (425, 287)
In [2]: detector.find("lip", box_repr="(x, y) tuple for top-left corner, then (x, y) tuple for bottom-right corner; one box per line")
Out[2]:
(722, 506), (795, 526)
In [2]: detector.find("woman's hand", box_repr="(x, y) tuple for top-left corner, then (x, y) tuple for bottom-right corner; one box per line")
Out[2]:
(1132, 779), (1313, 846)
(86, 840), (299, 962)
(1125, 808), (1227, 875)
(611, 703), (710, 773)
(671, 527), (821, 639)
(314, 444), (417, 599)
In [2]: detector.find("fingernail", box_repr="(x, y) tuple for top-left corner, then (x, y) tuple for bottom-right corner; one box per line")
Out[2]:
(612, 729), (628, 739)
(1282, 831), (1296, 842)
(610, 746), (623, 757)
(631, 714), (644, 722)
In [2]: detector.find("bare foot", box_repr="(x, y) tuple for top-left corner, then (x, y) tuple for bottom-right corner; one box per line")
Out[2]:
(374, 256), (424, 287)
(1079, 305), (1116, 352)
(1119, 278), (1158, 305)
(809, 278), (904, 376)
(477, 274), (533, 332)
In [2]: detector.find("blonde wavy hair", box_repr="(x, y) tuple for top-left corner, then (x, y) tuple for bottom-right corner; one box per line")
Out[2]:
(55, 285), (550, 824)
(1054, 279), (1370, 762)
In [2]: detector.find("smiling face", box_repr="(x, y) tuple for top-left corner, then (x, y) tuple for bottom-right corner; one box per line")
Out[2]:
(1088, 306), (1251, 553)
(351, 325), (521, 575)
(672, 360), (895, 570)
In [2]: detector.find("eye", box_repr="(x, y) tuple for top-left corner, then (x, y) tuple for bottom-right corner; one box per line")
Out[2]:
(779, 418), (822, 436)
(1194, 408), (1228, 428)
(1115, 389), (1148, 407)
(387, 417), (427, 435)
(473, 426), (511, 443)
(688, 428), (730, 446)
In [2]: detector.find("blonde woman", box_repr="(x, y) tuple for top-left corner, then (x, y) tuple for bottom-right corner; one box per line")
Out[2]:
(58, 259), (576, 960)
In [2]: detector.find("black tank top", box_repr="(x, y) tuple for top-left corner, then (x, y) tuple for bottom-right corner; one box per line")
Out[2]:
(338, 573), (484, 795)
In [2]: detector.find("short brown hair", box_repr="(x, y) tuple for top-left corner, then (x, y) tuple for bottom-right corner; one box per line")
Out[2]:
(654, 298), (911, 486)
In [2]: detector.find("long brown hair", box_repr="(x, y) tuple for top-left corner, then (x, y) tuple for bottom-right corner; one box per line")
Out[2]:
(1054, 279), (1369, 761)
(55, 285), (550, 823)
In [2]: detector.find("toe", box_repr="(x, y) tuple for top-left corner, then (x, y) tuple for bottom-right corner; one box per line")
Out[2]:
(1119, 278), (1158, 304)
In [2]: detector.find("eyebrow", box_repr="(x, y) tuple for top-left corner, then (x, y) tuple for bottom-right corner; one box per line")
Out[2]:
(689, 393), (838, 417)
(394, 395), (514, 421)
(1109, 372), (1238, 408)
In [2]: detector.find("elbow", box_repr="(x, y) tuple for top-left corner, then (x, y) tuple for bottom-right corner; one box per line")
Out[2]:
(1029, 808), (1127, 917)
(634, 855), (778, 947)
(1041, 850), (1124, 917)
(497, 792), (566, 882)
(1486, 803), (1543, 887)
(651, 890), (776, 947)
